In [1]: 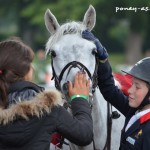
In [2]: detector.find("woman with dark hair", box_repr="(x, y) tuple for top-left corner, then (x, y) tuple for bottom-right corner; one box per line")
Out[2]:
(0, 37), (93, 150)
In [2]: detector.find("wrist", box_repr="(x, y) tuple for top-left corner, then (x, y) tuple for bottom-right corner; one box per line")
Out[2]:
(98, 58), (108, 63)
(98, 47), (108, 60)
(94, 38), (99, 44)
(70, 94), (89, 102)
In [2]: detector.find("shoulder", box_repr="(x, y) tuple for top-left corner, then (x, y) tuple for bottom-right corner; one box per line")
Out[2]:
(141, 120), (150, 147)
(8, 89), (38, 105)
(0, 90), (62, 125)
(140, 112), (150, 137)
(8, 81), (44, 105)
(143, 120), (150, 133)
(140, 112), (150, 125)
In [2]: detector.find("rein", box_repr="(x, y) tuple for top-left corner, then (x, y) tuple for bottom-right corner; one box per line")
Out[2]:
(103, 103), (121, 150)
(103, 103), (112, 150)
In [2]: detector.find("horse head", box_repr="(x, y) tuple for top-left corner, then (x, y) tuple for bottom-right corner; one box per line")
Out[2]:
(44, 5), (98, 96)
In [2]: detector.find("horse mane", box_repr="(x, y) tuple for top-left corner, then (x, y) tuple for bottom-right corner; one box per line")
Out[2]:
(46, 21), (86, 55)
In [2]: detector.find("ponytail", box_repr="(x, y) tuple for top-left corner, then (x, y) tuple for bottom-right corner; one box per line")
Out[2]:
(0, 74), (8, 108)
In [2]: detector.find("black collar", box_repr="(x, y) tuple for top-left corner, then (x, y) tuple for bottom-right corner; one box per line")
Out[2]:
(8, 81), (44, 93)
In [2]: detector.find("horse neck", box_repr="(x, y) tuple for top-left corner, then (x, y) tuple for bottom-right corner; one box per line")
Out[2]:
(91, 87), (108, 149)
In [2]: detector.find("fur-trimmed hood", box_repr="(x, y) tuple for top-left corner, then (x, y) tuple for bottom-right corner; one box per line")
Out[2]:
(0, 90), (62, 125)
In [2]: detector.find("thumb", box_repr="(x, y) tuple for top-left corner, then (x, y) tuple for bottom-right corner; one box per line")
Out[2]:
(68, 81), (73, 96)
(87, 79), (90, 89)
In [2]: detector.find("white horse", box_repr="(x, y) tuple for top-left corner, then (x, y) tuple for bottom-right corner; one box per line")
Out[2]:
(44, 5), (125, 150)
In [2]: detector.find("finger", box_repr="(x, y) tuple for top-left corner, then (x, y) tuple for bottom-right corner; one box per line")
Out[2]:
(83, 74), (87, 86)
(87, 79), (90, 89)
(68, 81), (72, 91)
(74, 72), (79, 87)
(68, 81), (73, 96)
(82, 31), (90, 39)
(78, 72), (83, 86)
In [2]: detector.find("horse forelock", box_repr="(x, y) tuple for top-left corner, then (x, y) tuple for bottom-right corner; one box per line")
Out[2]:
(46, 21), (86, 55)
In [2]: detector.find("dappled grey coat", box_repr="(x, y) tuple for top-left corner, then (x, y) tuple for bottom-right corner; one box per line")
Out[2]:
(0, 81), (93, 150)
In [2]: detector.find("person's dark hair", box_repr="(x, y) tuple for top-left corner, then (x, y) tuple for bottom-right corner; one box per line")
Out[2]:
(0, 37), (34, 108)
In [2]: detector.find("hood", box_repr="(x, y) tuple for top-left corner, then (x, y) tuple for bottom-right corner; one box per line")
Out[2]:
(0, 90), (62, 125)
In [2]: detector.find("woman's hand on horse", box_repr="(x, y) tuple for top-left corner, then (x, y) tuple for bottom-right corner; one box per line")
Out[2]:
(82, 30), (108, 61)
(68, 72), (90, 97)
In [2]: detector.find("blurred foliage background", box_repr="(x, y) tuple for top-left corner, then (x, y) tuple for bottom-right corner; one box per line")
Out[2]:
(0, 0), (150, 75)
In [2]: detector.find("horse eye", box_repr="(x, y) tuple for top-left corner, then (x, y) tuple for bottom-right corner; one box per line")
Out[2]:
(51, 50), (56, 58)
(92, 48), (97, 55)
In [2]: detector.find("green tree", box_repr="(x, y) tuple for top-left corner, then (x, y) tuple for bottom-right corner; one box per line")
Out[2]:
(93, 0), (150, 64)
(0, 0), (150, 64)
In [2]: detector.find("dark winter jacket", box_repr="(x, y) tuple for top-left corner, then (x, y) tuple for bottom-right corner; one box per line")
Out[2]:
(97, 60), (150, 150)
(0, 81), (93, 150)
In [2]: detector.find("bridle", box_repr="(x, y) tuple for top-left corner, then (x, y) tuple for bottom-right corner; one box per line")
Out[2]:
(50, 52), (99, 96)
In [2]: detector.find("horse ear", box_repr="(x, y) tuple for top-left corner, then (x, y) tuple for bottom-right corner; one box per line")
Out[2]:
(83, 5), (96, 31)
(44, 9), (60, 35)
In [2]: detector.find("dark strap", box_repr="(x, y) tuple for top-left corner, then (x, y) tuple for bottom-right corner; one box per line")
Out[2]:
(51, 59), (61, 90)
(51, 57), (98, 94)
(59, 61), (92, 82)
(138, 90), (150, 110)
(103, 103), (112, 150)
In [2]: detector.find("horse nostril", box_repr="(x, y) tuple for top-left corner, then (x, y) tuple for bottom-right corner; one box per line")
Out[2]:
(63, 82), (69, 91)
(92, 48), (96, 55)
(92, 48), (98, 56)
(51, 50), (56, 58)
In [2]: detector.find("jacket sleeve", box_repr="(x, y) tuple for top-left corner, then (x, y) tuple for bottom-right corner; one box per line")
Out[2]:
(56, 98), (93, 146)
(97, 60), (130, 116)
(142, 124), (150, 150)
